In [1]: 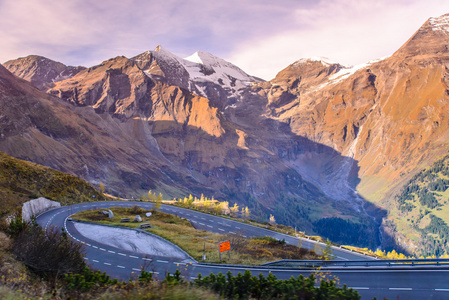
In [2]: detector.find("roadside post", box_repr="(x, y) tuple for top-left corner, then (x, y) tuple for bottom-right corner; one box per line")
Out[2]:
(218, 240), (231, 261)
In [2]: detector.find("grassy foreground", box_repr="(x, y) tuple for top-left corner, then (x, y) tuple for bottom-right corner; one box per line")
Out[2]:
(72, 206), (319, 264)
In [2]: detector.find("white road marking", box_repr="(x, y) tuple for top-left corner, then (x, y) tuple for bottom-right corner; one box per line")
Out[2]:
(129, 255), (139, 259)
(92, 246), (98, 249)
(207, 225), (213, 228)
(218, 228), (225, 231)
(104, 262), (112, 266)
(389, 288), (412, 291)
(92, 259), (99, 263)
(351, 287), (369, 290)
(117, 265), (125, 269)
(108, 250), (116, 254)
(99, 248), (106, 251)
(143, 258), (152, 261)
(199, 223), (205, 225)
(118, 253), (126, 256)
(435, 289), (449, 291)
(157, 260), (168, 263)
(132, 268), (141, 271)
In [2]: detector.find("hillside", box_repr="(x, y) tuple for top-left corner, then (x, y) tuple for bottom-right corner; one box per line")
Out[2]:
(3, 13), (449, 255)
(0, 151), (104, 219)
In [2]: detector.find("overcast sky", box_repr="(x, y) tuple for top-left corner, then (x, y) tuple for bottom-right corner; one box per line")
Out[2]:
(1, 0), (448, 80)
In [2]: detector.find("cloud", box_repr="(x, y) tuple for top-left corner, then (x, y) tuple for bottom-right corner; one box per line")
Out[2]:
(228, 0), (449, 80)
(0, 0), (448, 80)
(0, 0), (306, 66)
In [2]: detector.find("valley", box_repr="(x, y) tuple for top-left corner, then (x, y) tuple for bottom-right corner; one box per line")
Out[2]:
(3, 13), (449, 258)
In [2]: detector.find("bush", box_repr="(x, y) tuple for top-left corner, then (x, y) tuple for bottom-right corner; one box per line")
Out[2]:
(194, 270), (361, 299)
(12, 224), (86, 285)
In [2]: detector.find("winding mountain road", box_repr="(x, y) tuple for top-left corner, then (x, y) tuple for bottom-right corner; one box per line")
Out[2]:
(36, 201), (449, 299)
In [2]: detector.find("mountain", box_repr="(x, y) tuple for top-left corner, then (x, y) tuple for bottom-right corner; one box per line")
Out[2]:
(3, 55), (85, 91)
(257, 13), (449, 254)
(1, 49), (379, 247)
(131, 46), (263, 109)
(4, 13), (449, 254)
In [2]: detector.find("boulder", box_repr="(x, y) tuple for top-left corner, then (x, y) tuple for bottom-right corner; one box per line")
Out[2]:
(134, 215), (142, 222)
(22, 197), (61, 222)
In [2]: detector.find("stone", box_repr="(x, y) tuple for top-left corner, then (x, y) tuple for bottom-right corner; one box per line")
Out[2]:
(146, 212), (152, 217)
(22, 197), (61, 222)
(108, 209), (114, 219)
(134, 215), (142, 222)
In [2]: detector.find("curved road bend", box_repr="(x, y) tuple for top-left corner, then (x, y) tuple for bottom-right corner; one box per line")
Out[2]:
(36, 201), (449, 300)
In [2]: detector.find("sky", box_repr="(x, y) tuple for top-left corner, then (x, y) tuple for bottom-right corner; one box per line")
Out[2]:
(1, 0), (448, 80)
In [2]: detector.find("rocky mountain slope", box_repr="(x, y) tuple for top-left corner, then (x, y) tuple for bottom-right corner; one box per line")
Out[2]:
(3, 55), (85, 91)
(257, 13), (449, 254)
(4, 13), (449, 254)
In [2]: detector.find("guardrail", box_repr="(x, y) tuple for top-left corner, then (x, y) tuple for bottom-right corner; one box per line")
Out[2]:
(261, 258), (449, 268)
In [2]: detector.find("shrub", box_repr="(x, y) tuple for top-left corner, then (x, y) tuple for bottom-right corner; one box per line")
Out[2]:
(12, 224), (86, 285)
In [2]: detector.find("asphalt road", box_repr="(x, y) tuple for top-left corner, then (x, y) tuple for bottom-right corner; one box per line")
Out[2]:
(36, 201), (449, 299)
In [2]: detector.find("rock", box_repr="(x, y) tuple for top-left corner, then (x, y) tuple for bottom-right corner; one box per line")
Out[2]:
(134, 215), (142, 222)
(145, 212), (152, 217)
(22, 197), (61, 222)
(108, 209), (114, 219)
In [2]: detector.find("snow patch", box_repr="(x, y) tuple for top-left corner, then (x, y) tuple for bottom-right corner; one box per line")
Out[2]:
(429, 14), (449, 35)
(293, 56), (339, 67)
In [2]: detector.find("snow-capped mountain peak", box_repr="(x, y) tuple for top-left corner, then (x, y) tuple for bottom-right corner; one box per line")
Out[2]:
(429, 13), (449, 34)
(293, 56), (340, 67)
(133, 46), (263, 104)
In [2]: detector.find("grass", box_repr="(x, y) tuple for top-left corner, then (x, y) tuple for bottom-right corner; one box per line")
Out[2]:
(0, 151), (106, 221)
(72, 206), (319, 265)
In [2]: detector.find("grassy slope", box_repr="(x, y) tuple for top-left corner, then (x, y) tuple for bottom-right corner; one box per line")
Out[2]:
(0, 151), (105, 220)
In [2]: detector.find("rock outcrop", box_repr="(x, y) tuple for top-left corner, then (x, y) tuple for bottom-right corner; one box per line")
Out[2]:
(22, 197), (60, 222)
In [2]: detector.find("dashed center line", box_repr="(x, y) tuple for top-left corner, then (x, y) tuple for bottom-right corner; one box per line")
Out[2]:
(104, 262), (112, 266)
(99, 248), (106, 251)
(118, 253), (126, 256)
(108, 250), (116, 254)
(157, 260), (168, 263)
(117, 265), (125, 269)
(92, 259), (99, 263)
(129, 255), (139, 259)
(218, 228), (225, 231)
(132, 268), (141, 271)
(389, 288), (412, 291)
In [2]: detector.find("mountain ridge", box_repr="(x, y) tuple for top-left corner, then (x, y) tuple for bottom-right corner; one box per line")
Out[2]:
(4, 13), (449, 254)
